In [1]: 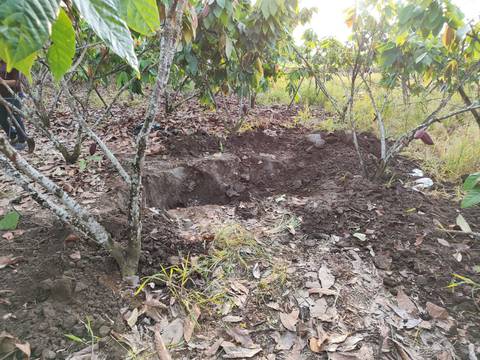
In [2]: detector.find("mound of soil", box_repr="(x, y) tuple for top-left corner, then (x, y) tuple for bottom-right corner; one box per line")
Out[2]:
(1, 127), (479, 359)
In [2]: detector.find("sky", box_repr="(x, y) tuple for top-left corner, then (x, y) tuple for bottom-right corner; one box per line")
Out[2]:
(294, 0), (480, 43)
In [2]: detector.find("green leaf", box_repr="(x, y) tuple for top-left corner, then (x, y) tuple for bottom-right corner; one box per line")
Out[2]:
(225, 35), (233, 59)
(72, 0), (138, 72)
(119, 0), (160, 36)
(0, 211), (20, 231)
(65, 334), (85, 343)
(463, 172), (480, 191)
(456, 214), (471, 233)
(260, 0), (270, 19)
(415, 52), (428, 64)
(461, 188), (480, 208)
(0, 0), (61, 75)
(47, 8), (76, 81)
(79, 159), (87, 172)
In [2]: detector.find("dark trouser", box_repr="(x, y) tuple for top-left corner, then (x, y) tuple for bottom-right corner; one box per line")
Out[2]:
(0, 97), (26, 143)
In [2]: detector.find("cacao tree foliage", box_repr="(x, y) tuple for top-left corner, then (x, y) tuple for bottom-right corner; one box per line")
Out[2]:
(173, 0), (314, 107)
(376, 0), (480, 93)
(0, 0), (165, 80)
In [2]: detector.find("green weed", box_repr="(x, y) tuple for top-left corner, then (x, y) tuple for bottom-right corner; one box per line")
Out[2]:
(65, 317), (99, 346)
(447, 273), (480, 310)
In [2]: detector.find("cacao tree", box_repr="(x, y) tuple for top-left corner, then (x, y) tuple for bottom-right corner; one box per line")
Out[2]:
(374, 0), (480, 175)
(0, 0), (189, 276)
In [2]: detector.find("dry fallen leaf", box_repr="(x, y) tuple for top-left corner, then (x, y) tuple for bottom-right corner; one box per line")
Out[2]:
(437, 238), (450, 247)
(318, 265), (335, 289)
(154, 325), (172, 360)
(0, 255), (21, 269)
(272, 331), (296, 351)
(280, 309), (299, 332)
(226, 327), (257, 349)
(64, 233), (80, 247)
(69, 251), (81, 261)
(352, 233), (366, 242)
(183, 304), (201, 343)
(125, 308), (139, 328)
(205, 337), (224, 357)
(252, 262), (261, 279)
(288, 336), (307, 359)
(310, 298), (327, 319)
(141, 292), (168, 322)
(307, 288), (337, 296)
(2, 232), (14, 241)
(336, 333), (365, 352)
(414, 234), (425, 246)
(221, 341), (261, 359)
(0, 331), (31, 359)
(396, 289), (418, 316)
(222, 315), (243, 323)
(162, 318), (184, 345)
(426, 302), (449, 320)
(309, 326), (328, 353)
(14, 342), (31, 358)
(266, 302), (281, 311)
(309, 337), (325, 353)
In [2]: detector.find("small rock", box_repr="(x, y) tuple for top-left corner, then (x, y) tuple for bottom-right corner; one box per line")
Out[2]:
(51, 277), (75, 301)
(42, 349), (57, 359)
(292, 179), (302, 189)
(98, 325), (111, 337)
(42, 303), (56, 318)
(303, 239), (317, 247)
(240, 172), (250, 181)
(306, 133), (326, 148)
(39, 279), (54, 291)
(373, 254), (392, 270)
(74, 281), (88, 293)
(233, 183), (246, 193)
(226, 186), (240, 198)
(71, 323), (85, 337)
(383, 277), (397, 288)
(62, 315), (77, 329)
(123, 275), (139, 287)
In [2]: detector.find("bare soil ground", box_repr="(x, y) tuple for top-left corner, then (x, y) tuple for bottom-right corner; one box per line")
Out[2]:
(1, 98), (479, 359)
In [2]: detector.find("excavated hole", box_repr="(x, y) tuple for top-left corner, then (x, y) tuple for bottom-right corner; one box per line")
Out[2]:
(142, 152), (288, 210)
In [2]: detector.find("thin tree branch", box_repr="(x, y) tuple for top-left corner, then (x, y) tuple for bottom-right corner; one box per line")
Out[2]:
(0, 136), (112, 247)
(62, 82), (132, 185)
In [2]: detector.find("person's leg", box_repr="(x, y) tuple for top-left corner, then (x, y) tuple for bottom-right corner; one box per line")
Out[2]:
(6, 98), (26, 143)
(0, 102), (16, 139)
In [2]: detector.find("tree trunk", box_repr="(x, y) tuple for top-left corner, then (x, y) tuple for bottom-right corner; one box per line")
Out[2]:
(401, 74), (409, 107)
(458, 86), (480, 129)
(250, 92), (257, 109)
(125, 0), (186, 277)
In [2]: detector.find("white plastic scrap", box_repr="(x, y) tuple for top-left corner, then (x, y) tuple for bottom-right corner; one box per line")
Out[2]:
(409, 168), (424, 177)
(411, 177), (434, 191)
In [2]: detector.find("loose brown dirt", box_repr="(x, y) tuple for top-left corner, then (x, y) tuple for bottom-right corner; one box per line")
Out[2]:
(1, 102), (479, 359)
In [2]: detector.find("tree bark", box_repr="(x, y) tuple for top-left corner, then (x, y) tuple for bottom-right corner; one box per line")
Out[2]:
(125, 0), (186, 277)
(0, 139), (113, 247)
(458, 86), (480, 129)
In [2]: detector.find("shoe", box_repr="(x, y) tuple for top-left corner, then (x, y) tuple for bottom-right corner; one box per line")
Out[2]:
(12, 142), (27, 151)
(27, 138), (35, 153)
(9, 133), (18, 144)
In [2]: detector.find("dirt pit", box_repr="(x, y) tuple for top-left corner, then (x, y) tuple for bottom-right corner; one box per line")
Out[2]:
(1, 127), (479, 359)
